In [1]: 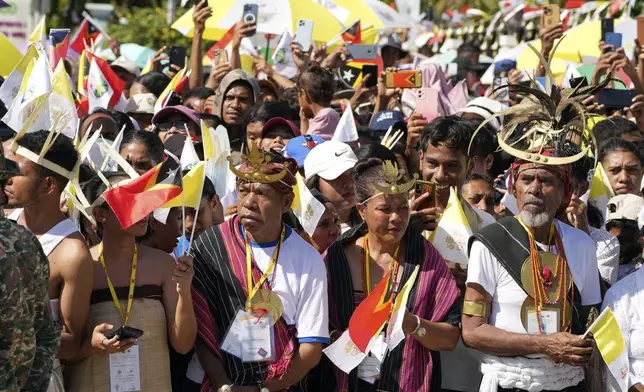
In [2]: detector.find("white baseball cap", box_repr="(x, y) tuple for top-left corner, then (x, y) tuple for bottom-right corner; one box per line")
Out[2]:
(606, 194), (644, 228)
(458, 97), (504, 131)
(304, 140), (358, 181)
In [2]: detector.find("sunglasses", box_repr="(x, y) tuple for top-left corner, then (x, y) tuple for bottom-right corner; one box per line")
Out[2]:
(156, 121), (191, 131)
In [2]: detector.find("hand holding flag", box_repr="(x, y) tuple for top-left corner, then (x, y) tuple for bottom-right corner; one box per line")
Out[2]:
(584, 307), (630, 392)
(429, 187), (473, 265)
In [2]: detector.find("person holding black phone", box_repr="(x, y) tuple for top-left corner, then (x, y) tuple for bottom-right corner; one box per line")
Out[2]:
(64, 173), (197, 392)
(406, 116), (496, 392)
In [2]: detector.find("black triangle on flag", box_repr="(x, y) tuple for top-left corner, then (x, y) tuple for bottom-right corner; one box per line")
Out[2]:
(341, 20), (361, 44)
(337, 64), (362, 88)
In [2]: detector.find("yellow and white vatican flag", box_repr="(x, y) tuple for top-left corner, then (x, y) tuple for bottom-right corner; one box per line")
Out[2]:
(386, 264), (420, 350)
(584, 307), (629, 392)
(291, 172), (325, 236)
(588, 163), (614, 223)
(29, 15), (46, 45)
(2, 52), (52, 133)
(0, 45), (38, 106)
(429, 187), (473, 265)
(202, 122), (235, 208)
(50, 60), (78, 138)
(0, 33), (23, 78)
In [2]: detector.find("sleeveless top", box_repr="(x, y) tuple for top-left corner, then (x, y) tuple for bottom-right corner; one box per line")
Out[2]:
(9, 208), (79, 392)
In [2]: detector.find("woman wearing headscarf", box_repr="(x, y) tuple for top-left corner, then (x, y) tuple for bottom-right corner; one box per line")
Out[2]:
(322, 158), (461, 392)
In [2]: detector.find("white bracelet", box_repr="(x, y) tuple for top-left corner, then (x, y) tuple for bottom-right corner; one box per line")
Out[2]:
(409, 314), (421, 335)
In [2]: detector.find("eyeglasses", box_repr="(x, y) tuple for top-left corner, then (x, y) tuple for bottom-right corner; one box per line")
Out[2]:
(156, 121), (190, 131)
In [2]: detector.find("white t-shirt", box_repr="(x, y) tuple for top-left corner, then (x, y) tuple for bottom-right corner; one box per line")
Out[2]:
(187, 225), (329, 384)
(246, 225), (329, 342)
(603, 267), (644, 390)
(467, 219), (602, 334)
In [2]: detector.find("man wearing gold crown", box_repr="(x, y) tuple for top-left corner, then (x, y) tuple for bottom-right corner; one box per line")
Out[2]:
(188, 145), (329, 392)
(462, 143), (603, 391)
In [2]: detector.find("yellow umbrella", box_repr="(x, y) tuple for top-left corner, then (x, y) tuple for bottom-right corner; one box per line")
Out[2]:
(517, 21), (602, 75)
(331, 0), (411, 30)
(0, 33), (23, 77)
(173, 0), (343, 43)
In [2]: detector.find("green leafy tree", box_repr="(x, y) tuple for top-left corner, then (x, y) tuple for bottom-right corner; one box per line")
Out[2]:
(107, 7), (192, 53)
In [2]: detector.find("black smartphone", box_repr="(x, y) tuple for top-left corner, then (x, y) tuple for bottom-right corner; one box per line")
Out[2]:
(166, 92), (182, 107)
(362, 64), (378, 88)
(242, 3), (258, 36)
(601, 18), (614, 41)
(104, 325), (144, 341)
(569, 76), (588, 89)
(597, 89), (636, 109)
(169, 46), (186, 69)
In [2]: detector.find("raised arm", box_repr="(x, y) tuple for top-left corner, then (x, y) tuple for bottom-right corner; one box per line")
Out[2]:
(189, 0), (213, 89)
(163, 254), (197, 354)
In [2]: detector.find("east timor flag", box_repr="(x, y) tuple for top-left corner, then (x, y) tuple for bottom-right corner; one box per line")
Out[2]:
(103, 159), (182, 229)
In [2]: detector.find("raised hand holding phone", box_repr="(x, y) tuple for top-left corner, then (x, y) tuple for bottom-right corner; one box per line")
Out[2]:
(295, 19), (314, 53)
(192, 0), (213, 35)
(241, 3), (258, 36)
(415, 88), (440, 121)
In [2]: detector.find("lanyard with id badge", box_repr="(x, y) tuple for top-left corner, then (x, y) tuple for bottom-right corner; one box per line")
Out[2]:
(221, 226), (286, 362)
(357, 235), (401, 384)
(99, 243), (144, 392)
(516, 218), (574, 335)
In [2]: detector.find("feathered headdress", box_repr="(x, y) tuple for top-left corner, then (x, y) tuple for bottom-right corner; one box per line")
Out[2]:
(470, 39), (610, 166)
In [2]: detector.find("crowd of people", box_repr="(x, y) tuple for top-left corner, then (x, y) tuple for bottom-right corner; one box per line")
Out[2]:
(2, 2), (644, 392)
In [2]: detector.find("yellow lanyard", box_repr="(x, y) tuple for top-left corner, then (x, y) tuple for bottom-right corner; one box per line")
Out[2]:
(516, 216), (555, 247)
(98, 242), (138, 326)
(363, 234), (400, 296)
(245, 225), (286, 302)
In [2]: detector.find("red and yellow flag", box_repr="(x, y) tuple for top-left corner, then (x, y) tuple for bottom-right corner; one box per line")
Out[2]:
(103, 159), (182, 229)
(347, 271), (394, 352)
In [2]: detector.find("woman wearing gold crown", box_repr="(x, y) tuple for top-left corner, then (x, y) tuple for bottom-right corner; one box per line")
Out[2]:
(321, 158), (461, 391)
(461, 50), (605, 392)
(188, 145), (329, 392)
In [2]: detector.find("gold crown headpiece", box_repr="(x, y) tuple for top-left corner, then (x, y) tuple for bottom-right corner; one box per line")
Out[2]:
(468, 38), (610, 167)
(227, 143), (288, 184)
(373, 160), (417, 195)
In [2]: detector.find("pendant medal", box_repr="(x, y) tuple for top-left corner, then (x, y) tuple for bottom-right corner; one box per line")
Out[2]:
(246, 289), (283, 325)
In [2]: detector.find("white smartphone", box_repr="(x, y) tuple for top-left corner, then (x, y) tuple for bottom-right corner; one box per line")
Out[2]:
(493, 77), (509, 101)
(347, 44), (377, 61)
(296, 19), (314, 52)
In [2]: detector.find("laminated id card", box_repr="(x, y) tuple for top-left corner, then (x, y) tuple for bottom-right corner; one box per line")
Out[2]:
(526, 307), (559, 335)
(221, 309), (275, 362)
(109, 345), (141, 392)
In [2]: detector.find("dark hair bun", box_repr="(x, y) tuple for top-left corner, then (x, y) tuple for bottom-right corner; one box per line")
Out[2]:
(353, 157), (383, 178)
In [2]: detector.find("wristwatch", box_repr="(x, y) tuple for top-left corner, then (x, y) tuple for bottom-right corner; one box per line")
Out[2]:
(220, 385), (232, 392)
(411, 314), (426, 337)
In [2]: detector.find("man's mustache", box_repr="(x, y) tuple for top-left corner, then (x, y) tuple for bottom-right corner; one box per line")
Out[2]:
(523, 195), (545, 205)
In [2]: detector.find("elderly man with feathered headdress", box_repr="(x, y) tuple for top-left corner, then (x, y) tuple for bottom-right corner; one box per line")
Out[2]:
(460, 46), (607, 392)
